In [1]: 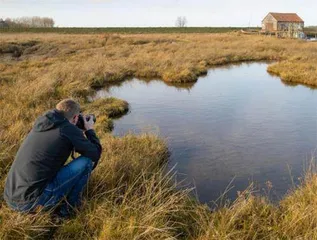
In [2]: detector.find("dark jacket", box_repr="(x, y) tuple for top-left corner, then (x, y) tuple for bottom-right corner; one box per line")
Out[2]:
(4, 109), (102, 205)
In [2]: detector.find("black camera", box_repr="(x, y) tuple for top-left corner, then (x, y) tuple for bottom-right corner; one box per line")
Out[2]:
(76, 114), (96, 130)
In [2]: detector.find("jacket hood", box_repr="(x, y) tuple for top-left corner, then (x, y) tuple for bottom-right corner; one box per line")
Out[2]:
(33, 109), (68, 132)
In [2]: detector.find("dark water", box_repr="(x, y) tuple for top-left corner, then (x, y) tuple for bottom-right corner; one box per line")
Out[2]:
(94, 63), (317, 204)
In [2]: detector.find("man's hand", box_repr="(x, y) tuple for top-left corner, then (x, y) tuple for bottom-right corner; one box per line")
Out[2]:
(84, 115), (95, 131)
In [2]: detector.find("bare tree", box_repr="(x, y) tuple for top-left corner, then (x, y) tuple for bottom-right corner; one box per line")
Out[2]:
(175, 16), (187, 27)
(43, 17), (55, 27)
(3, 16), (55, 28)
(4, 18), (15, 27)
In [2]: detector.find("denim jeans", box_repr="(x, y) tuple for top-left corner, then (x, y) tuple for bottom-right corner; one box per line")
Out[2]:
(8, 156), (93, 216)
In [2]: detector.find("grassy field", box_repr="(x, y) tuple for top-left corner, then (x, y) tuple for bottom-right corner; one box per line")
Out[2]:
(0, 27), (244, 34)
(1, 26), (315, 35)
(1, 32), (317, 239)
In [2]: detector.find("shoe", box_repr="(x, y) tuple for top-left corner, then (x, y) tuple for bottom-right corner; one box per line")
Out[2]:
(50, 213), (65, 224)
(54, 204), (76, 220)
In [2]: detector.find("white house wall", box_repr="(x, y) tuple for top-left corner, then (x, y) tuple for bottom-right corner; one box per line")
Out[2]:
(262, 14), (278, 31)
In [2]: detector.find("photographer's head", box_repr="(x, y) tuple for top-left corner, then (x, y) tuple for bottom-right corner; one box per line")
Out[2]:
(56, 99), (80, 125)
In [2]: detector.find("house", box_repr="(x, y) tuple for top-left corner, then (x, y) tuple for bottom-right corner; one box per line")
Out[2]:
(262, 13), (304, 38)
(0, 19), (9, 28)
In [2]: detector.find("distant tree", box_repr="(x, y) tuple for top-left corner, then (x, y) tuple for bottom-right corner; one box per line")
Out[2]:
(3, 16), (55, 28)
(43, 17), (55, 27)
(175, 16), (187, 27)
(3, 18), (18, 27)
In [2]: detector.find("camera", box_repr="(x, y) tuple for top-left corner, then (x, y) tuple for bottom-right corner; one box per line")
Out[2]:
(76, 113), (96, 130)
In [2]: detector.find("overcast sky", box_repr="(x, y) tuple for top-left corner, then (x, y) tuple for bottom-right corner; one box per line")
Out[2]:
(1, 0), (316, 27)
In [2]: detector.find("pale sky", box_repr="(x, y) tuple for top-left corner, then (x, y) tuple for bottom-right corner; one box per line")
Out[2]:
(0, 0), (316, 27)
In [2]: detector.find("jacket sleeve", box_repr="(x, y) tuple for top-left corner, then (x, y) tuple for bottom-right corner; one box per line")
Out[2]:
(62, 125), (102, 168)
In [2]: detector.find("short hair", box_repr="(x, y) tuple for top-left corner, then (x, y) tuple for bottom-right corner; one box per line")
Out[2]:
(56, 99), (80, 120)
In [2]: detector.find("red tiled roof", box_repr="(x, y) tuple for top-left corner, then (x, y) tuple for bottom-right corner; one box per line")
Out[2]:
(269, 13), (304, 23)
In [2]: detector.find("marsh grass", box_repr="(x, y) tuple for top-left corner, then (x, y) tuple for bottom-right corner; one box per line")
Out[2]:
(1, 33), (317, 239)
(0, 27), (243, 35)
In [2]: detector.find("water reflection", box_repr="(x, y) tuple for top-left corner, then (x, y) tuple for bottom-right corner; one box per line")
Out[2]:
(94, 63), (317, 204)
(280, 80), (317, 90)
(95, 77), (197, 95)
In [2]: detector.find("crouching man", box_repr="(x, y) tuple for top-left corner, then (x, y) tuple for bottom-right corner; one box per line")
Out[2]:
(4, 99), (102, 218)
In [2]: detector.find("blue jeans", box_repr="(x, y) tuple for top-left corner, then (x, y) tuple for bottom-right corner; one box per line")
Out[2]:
(9, 156), (93, 216)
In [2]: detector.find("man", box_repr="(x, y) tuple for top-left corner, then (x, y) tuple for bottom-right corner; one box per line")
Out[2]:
(4, 99), (102, 218)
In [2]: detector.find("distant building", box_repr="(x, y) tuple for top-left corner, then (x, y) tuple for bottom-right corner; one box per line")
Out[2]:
(0, 19), (9, 28)
(262, 13), (305, 38)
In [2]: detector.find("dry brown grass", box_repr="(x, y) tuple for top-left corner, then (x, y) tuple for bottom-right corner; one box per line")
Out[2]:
(1, 33), (317, 239)
(1, 33), (316, 87)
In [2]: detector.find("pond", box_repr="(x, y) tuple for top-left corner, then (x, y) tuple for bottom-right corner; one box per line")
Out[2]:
(94, 63), (317, 204)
